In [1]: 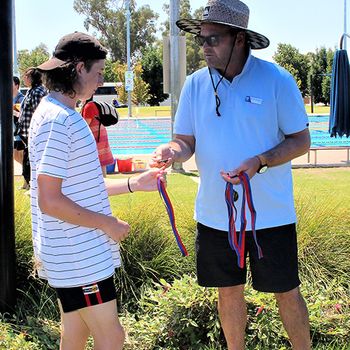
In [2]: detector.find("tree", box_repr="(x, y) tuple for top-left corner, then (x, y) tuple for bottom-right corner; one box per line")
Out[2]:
(113, 61), (150, 105)
(321, 48), (335, 105)
(273, 44), (309, 96)
(73, 0), (158, 61)
(113, 61), (128, 104)
(307, 47), (334, 105)
(161, 1), (205, 74)
(104, 58), (118, 82)
(132, 62), (151, 105)
(141, 46), (168, 106)
(17, 44), (50, 77)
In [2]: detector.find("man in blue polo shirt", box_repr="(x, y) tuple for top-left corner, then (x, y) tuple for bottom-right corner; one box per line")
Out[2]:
(151, 0), (311, 349)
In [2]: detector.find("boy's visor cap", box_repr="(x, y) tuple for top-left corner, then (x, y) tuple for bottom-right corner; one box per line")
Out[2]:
(38, 32), (107, 71)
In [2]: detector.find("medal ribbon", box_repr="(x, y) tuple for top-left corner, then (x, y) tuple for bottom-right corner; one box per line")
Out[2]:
(157, 177), (188, 257)
(225, 172), (263, 268)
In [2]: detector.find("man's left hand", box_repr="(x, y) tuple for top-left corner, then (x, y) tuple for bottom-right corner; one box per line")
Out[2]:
(220, 156), (261, 185)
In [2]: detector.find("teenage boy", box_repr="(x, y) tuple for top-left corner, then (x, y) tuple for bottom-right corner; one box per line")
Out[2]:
(30, 32), (164, 350)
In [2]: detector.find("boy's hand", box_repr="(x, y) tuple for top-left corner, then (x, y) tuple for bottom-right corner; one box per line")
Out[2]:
(102, 216), (130, 242)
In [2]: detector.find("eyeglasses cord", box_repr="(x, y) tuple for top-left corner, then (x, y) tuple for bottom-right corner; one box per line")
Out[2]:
(208, 36), (237, 117)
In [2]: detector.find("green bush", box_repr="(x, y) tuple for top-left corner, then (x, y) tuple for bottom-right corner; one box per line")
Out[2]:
(122, 275), (223, 349)
(3, 170), (350, 349)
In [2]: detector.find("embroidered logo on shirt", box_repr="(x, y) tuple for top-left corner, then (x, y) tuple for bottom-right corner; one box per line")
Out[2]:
(245, 96), (263, 105)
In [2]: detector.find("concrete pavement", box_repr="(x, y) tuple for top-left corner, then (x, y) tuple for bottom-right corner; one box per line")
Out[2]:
(14, 148), (350, 176)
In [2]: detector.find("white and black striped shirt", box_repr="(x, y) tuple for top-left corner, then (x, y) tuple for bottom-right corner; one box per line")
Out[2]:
(29, 96), (120, 288)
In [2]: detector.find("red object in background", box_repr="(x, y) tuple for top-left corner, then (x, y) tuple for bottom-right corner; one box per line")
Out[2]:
(116, 158), (133, 173)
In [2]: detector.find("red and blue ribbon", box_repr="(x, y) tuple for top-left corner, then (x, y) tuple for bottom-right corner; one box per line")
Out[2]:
(224, 172), (263, 268)
(157, 177), (188, 257)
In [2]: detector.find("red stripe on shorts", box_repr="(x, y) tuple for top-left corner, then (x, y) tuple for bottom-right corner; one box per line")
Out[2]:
(83, 291), (91, 306)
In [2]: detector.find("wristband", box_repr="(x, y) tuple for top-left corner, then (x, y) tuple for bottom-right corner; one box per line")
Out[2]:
(127, 177), (133, 193)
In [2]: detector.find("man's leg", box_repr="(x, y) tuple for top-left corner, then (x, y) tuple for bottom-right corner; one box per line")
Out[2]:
(275, 287), (311, 350)
(79, 299), (125, 350)
(58, 300), (90, 350)
(218, 284), (246, 350)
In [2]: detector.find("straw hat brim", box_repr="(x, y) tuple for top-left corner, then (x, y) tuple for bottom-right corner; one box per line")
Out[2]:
(176, 18), (270, 50)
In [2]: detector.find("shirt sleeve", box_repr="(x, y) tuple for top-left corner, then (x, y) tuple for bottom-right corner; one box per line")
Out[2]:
(36, 119), (71, 180)
(173, 76), (194, 136)
(82, 102), (99, 125)
(276, 72), (309, 135)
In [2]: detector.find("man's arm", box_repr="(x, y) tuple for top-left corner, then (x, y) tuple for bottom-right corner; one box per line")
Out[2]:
(222, 128), (310, 183)
(258, 128), (311, 166)
(150, 134), (196, 168)
(37, 174), (130, 242)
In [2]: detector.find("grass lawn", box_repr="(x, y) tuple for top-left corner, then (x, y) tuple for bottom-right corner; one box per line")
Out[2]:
(116, 105), (330, 118)
(305, 105), (330, 115)
(5, 167), (349, 350)
(117, 106), (171, 118)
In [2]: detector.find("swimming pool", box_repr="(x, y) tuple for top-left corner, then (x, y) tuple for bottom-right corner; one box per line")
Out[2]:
(107, 116), (350, 156)
(309, 116), (350, 147)
(108, 118), (171, 156)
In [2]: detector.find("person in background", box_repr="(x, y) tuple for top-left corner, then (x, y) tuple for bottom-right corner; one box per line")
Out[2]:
(17, 67), (47, 190)
(81, 96), (114, 177)
(31, 31), (165, 350)
(12, 76), (25, 166)
(150, 0), (311, 349)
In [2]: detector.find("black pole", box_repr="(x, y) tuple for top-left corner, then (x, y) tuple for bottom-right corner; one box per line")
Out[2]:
(310, 76), (314, 114)
(0, 0), (17, 312)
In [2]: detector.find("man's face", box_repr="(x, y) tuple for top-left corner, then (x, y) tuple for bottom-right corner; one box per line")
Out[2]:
(77, 59), (105, 100)
(199, 23), (236, 71)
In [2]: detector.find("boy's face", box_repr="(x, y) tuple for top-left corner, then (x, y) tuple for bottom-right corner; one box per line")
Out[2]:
(77, 59), (105, 101)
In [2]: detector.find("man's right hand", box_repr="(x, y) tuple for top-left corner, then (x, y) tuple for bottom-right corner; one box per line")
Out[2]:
(101, 216), (130, 242)
(149, 144), (175, 169)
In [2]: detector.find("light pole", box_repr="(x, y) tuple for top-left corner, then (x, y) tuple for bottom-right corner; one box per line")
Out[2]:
(169, 0), (184, 171)
(344, 0), (348, 50)
(125, 0), (132, 118)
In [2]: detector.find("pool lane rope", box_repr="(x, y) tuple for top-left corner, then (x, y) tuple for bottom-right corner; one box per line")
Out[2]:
(157, 177), (188, 257)
(225, 172), (263, 268)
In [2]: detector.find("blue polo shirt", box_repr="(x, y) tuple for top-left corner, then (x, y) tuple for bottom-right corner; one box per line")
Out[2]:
(174, 53), (308, 231)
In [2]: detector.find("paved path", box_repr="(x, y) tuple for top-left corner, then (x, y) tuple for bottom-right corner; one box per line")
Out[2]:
(14, 148), (350, 177)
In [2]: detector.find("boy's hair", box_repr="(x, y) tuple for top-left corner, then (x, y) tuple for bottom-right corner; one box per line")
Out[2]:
(42, 59), (96, 98)
(13, 76), (20, 87)
(24, 67), (43, 88)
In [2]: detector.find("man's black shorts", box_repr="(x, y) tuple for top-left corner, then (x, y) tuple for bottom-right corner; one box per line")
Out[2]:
(196, 222), (301, 293)
(55, 275), (117, 313)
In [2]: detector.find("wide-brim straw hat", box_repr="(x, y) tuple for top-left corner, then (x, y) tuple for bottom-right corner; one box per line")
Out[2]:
(176, 0), (269, 50)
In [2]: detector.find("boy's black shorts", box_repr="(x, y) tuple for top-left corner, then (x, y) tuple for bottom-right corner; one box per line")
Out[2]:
(55, 275), (117, 313)
(196, 222), (301, 293)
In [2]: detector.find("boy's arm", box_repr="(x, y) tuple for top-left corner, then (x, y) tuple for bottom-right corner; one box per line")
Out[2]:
(37, 174), (130, 242)
(104, 168), (164, 196)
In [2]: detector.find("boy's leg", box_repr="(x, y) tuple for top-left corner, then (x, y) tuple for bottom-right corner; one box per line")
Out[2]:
(78, 299), (125, 350)
(58, 300), (90, 350)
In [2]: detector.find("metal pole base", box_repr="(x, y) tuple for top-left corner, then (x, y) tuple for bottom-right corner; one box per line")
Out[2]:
(171, 161), (185, 173)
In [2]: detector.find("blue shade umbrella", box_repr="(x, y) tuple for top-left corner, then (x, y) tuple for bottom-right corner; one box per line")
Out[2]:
(329, 34), (350, 137)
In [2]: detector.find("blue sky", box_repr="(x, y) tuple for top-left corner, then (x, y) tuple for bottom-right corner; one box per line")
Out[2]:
(15, 0), (348, 62)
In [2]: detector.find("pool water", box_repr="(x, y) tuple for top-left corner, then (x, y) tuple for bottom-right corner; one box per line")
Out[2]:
(107, 116), (350, 156)
(108, 118), (171, 156)
(309, 116), (350, 147)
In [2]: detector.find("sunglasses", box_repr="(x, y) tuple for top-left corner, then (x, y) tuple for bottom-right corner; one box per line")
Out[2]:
(194, 33), (231, 47)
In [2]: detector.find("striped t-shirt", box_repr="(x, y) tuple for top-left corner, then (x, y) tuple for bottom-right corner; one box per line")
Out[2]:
(29, 95), (120, 288)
